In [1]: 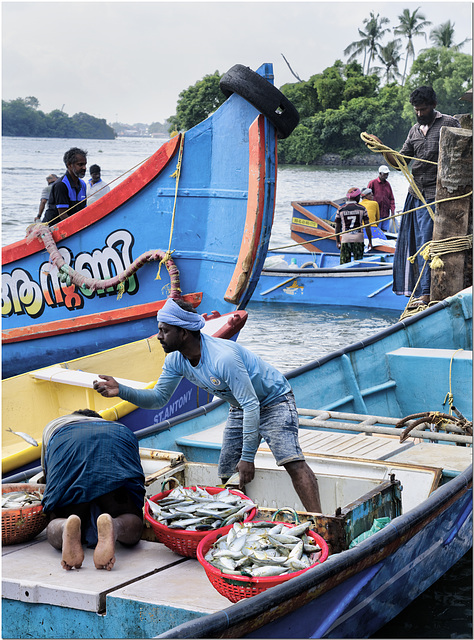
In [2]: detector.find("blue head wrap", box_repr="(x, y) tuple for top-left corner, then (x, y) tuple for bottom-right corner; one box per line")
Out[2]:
(157, 298), (205, 331)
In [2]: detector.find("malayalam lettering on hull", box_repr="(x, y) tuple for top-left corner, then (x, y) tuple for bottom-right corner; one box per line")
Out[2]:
(2, 230), (138, 320)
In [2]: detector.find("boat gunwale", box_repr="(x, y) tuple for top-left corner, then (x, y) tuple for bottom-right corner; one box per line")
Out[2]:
(2, 136), (181, 264)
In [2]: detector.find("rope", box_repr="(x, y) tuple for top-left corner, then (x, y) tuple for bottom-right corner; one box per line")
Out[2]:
(155, 133), (185, 281)
(25, 223), (182, 300)
(360, 132), (436, 220)
(443, 349), (464, 415)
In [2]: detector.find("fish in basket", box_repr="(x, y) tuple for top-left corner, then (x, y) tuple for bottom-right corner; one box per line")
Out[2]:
(144, 485), (257, 558)
(2, 483), (48, 545)
(196, 520), (329, 602)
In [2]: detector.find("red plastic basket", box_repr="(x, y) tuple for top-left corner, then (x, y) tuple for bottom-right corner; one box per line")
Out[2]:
(144, 486), (257, 558)
(2, 483), (48, 545)
(197, 520), (329, 602)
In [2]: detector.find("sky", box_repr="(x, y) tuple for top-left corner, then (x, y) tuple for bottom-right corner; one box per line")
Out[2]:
(2, 0), (472, 125)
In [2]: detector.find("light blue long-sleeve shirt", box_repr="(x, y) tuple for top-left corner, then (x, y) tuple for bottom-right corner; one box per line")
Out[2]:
(117, 333), (291, 461)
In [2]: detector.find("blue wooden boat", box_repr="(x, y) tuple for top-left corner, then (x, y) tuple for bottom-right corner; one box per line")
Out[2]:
(3, 288), (471, 638)
(251, 250), (405, 310)
(1, 63), (296, 379)
(290, 199), (396, 254)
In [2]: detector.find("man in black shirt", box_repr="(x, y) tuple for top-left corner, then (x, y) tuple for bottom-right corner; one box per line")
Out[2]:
(42, 147), (88, 225)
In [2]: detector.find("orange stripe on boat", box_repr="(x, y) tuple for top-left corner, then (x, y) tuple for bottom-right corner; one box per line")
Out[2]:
(224, 115), (266, 304)
(2, 292), (202, 343)
(3, 135), (181, 265)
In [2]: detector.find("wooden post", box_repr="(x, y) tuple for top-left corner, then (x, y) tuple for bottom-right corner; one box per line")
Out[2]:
(431, 126), (473, 301)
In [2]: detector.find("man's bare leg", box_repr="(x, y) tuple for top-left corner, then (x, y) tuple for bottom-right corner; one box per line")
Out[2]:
(47, 515), (84, 570)
(284, 460), (322, 512)
(93, 513), (143, 570)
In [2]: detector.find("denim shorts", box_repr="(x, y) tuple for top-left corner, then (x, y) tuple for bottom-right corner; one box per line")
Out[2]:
(217, 391), (305, 478)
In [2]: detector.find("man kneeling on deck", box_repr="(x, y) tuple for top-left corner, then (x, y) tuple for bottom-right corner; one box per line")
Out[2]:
(93, 299), (321, 513)
(41, 409), (145, 571)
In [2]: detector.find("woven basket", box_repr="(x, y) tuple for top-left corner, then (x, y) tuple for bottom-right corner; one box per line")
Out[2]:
(144, 486), (256, 558)
(2, 483), (48, 545)
(197, 521), (329, 602)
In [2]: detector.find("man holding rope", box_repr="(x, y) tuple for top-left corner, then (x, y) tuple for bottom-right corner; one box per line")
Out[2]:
(365, 86), (460, 305)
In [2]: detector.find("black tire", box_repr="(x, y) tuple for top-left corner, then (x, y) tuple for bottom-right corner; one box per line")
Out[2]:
(219, 64), (300, 139)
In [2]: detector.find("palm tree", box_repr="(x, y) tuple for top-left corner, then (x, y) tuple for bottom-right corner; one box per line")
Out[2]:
(429, 20), (471, 50)
(376, 40), (403, 84)
(344, 12), (391, 74)
(394, 7), (432, 85)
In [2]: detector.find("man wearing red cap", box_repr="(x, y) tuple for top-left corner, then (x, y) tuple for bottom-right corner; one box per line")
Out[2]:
(335, 187), (372, 264)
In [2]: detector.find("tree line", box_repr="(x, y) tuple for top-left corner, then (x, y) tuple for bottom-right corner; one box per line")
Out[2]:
(2, 97), (115, 139)
(170, 12), (472, 164)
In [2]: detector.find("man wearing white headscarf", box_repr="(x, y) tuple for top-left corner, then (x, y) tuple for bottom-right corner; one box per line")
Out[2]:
(94, 298), (321, 512)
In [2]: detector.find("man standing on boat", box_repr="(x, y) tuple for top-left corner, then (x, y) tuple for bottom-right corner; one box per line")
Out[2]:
(367, 165), (395, 233)
(93, 298), (322, 513)
(87, 164), (110, 205)
(335, 187), (373, 264)
(365, 86), (460, 305)
(42, 147), (88, 225)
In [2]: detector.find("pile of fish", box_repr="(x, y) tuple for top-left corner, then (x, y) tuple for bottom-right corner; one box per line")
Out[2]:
(147, 485), (256, 531)
(203, 520), (322, 578)
(2, 490), (43, 510)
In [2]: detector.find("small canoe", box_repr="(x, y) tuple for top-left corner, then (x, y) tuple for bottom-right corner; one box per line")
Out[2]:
(251, 250), (404, 310)
(290, 199), (396, 254)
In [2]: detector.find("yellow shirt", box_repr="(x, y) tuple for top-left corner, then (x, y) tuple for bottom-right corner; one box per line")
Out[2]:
(361, 198), (380, 227)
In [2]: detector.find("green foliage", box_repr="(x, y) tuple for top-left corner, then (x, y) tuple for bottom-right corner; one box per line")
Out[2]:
(277, 123), (324, 164)
(2, 97), (115, 139)
(168, 71), (226, 133)
(279, 81), (320, 118)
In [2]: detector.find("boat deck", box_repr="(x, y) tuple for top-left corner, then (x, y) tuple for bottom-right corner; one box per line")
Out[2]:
(3, 534), (230, 638)
(176, 422), (472, 472)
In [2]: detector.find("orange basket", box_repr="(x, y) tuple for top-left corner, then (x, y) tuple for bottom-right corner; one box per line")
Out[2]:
(2, 483), (48, 545)
(197, 521), (329, 602)
(144, 486), (257, 558)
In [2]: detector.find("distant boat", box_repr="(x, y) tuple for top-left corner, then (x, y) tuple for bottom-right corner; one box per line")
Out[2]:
(2, 63), (299, 379)
(251, 250), (404, 310)
(2, 309), (247, 477)
(290, 199), (396, 254)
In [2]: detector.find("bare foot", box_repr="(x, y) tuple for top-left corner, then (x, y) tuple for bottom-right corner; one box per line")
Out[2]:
(94, 513), (116, 571)
(61, 515), (84, 570)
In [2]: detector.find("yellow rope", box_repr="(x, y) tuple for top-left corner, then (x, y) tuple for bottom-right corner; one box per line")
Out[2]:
(443, 349), (464, 415)
(360, 132), (436, 220)
(155, 133), (185, 281)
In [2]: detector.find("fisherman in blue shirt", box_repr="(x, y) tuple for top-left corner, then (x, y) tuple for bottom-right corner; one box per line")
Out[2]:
(42, 147), (88, 225)
(94, 298), (321, 512)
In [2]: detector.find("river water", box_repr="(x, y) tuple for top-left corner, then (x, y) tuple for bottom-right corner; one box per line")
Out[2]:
(2, 136), (471, 638)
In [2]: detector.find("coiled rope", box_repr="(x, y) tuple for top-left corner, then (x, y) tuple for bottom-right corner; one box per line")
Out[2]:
(25, 223), (181, 300)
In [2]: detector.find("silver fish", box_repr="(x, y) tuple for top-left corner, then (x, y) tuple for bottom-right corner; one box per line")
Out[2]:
(6, 428), (39, 447)
(147, 485), (256, 531)
(205, 520), (323, 577)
